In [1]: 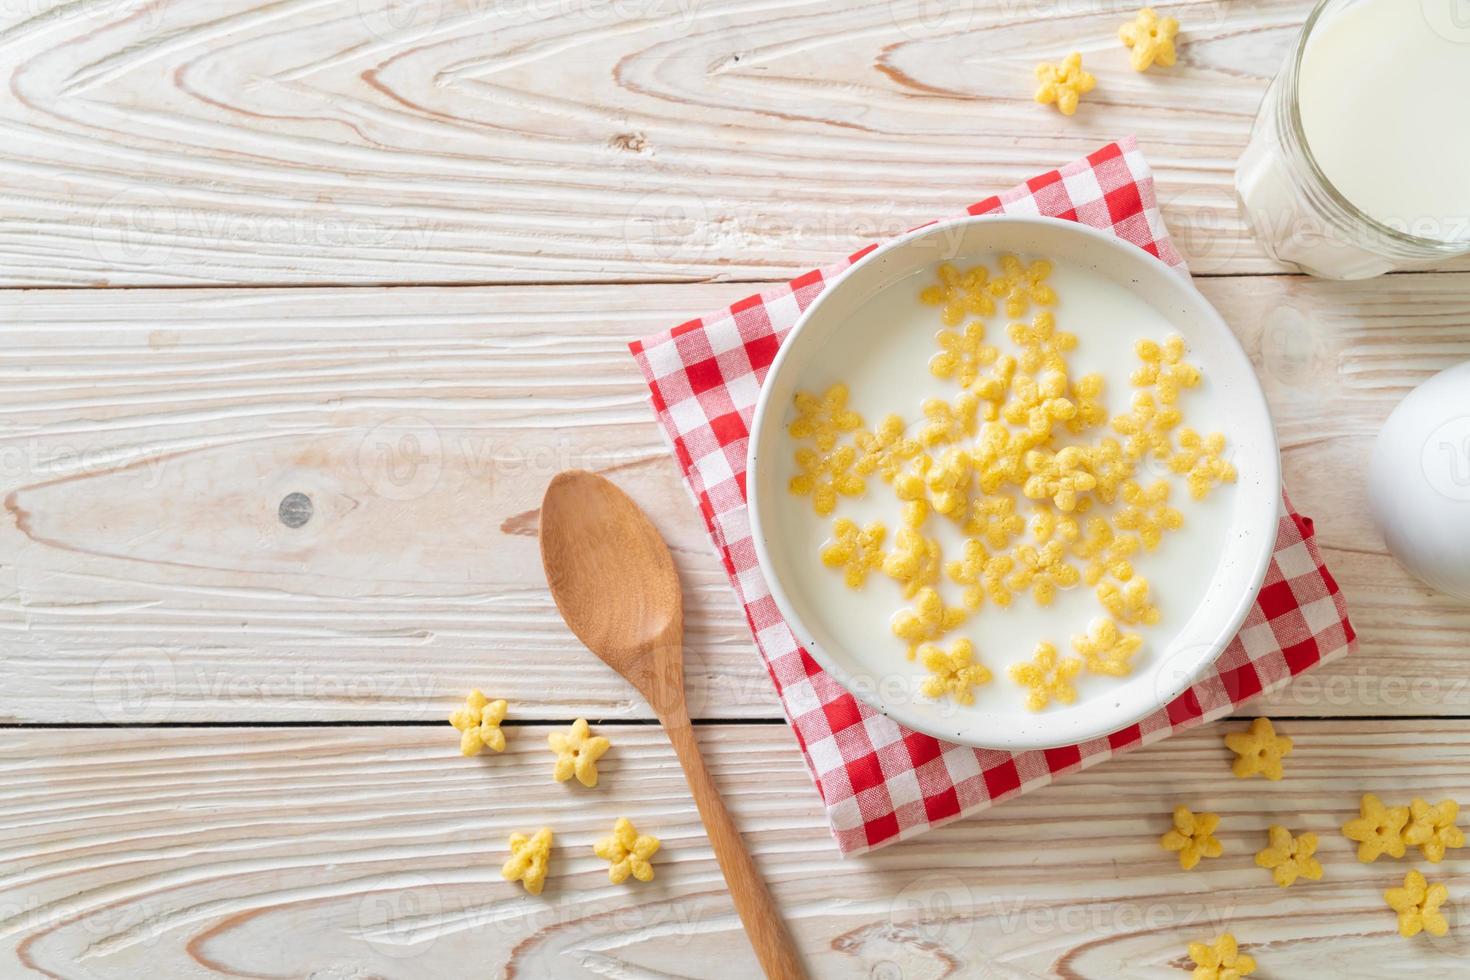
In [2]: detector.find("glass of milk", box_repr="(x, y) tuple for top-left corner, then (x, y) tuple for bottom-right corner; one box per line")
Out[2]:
(1235, 0), (1470, 278)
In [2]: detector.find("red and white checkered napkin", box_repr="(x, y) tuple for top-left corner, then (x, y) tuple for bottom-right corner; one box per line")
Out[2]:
(628, 137), (1357, 854)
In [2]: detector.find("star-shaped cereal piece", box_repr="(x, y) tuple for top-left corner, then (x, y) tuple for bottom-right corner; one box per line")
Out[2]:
(788, 382), (863, 451)
(594, 817), (661, 884)
(965, 493), (1026, 550)
(1343, 793), (1410, 862)
(548, 718), (611, 788)
(1115, 479), (1184, 550)
(1072, 516), (1140, 585)
(1022, 444), (1096, 512)
(1067, 372), (1108, 434)
(449, 690), (508, 756)
(931, 321), (1001, 389)
(918, 637), (993, 705)
(1008, 641), (1082, 711)
(1029, 505), (1080, 545)
(883, 527), (942, 599)
(1385, 870), (1451, 938)
(1096, 576), (1161, 626)
(1223, 717), (1293, 781)
(919, 262), (996, 327)
(946, 538), (1014, 610)
(893, 454), (934, 528)
(789, 444), (865, 516)
(1080, 437), (1134, 503)
(1187, 933), (1256, 980)
(891, 587), (967, 659)
(918, 391), (982, 447)
(972, 353), (1019, 412)
(1072, 616), (1143, 676)
(855, 414), (921, 481)
(1132, 335), (1201, 404)
(1161, 804), (1223, 870)
(502, 828), (554, 896)
(1008, 310), (1077, 375)
(1255, 825), (1323, 888)
(1171, 428), (1238, 501)
(1034, 52), (1096, 116)
(1112, 390), (1182, 462)
(1403, 798), (1466, 863)
(924, 447), (975, 519)
(820, 518), (888, 589)
(1007, 540), (1080, 606)
(1119, 7), (1180, 72)
(989, 254), (1058, 318)
(1004, 372), (1078, 443)
(973, 422), (1030, 495)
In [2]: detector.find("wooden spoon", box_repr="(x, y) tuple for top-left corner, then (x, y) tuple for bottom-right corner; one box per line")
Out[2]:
(540, 469), (807, 980)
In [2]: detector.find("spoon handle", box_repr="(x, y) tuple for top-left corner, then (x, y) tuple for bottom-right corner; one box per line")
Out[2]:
(660, 706), (808, 980)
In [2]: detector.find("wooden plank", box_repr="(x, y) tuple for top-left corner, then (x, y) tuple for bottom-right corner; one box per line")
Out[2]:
(6, 0), (1451, 287)
(1, 721), (1466, 978)
(1, 276), (1468, 723)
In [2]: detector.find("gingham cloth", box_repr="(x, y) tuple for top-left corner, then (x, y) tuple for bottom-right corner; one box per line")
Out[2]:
(628, 138), (1357, 854)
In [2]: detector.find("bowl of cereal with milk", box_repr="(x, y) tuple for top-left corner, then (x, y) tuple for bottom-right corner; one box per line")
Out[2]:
(747, 216), (1279, 750)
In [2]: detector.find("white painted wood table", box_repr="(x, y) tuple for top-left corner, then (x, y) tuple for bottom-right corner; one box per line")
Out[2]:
(2, 1), (1468, 977)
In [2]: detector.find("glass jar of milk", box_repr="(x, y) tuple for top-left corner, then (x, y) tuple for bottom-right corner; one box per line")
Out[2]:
(1235, 0), (1470, 278)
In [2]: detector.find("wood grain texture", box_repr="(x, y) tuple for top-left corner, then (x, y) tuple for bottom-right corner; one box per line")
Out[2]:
(2, 276), (1468, 722)
(8, 0), (1458, 286)
(2, 721), (1467, 979)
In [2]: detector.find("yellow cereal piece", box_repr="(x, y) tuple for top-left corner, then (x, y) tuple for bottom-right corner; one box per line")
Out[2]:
(973, 422), (1030, 494)
(1403, 799), (1466, 863)
(1115, 479), (1184, 550)
(1033, 52), (1096, 116)
(1171, 428), (1237, 501)
(594, 817), (661, 884)
(925, 447), (975, 518)
(1096, 576), (1161, 626)
(1008, 641), (1082, 711)
(1072, 616), (1143, 676)
(945, 538), (1015, 610)
(1067, 372), (1108, 434)
(789, 383), (863, 452)
(919, 391), (981, 447)
(883, 527), (942, 598)
(789, 444), (866, 516)
(891, 587), (967, 659)
(1030, 505), (1080, 545)
(920, 262), (996, 326)
(1161, 804), (1223, 870)
(855, 414), (921, 481)
(965, 493), (1026, 549)
(1343, 793), (1410, 863)
(931, 321), (1001, 389)
(972, 352), (1019, 408)
(988, 254), (1058, 319)
(892, 454), (933, 528)
(1005, 371), (1077, 443)
(1007, 540), (1080, 606)
(820, 518), (888, 589)
(1008, 310), (1077, 375)
(1187, 934), (1256, 980)
(918, 637), (993, 705)
(1132, 335), (1201, 404)
(1072, 516), (1140, 585)
(1022, 444), (1096, 512)
(1255, 825), (1323, 888)
(1111, 389), (1182, 462)
(1119, 8), (1179, 72)
(1223, 717), (1293, 781)
(1385, 869), (1451, 938)
(1081, 438), (1134, 503)
(548, 718), (611, 788)
(502, 828), (554, 896)
(450, 690), (508, 757)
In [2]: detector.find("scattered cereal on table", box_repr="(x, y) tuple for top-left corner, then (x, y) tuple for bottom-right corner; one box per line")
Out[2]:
(1343, 793), (1410, 862)
(502, 828), (554, 896)
(1120, 8), (1180, 72)
(1186, 933), (1256, 980)
(594, 817), (661, 884)
(1255, 825), (1323, 887)
(1384, 869), (1450, 938)
(1223, 717), (1293, 781)
(1161, 804), (1223, 870)
(821, 518), (888, 589)
(891, 587), (967, 658)
(1403, 798), (1465, 863)
(1009, 642), (1082, 711)
(1073, 616), (1143, 676)
(450, 690), (508, 757)
(919, 637), (993, 705)
(548, 718), (611, 788)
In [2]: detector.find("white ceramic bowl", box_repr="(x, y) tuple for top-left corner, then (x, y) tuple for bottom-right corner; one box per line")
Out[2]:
(747, 215), (1281, 750)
